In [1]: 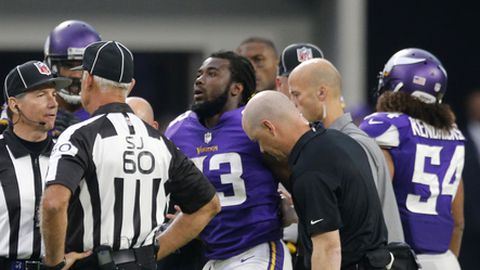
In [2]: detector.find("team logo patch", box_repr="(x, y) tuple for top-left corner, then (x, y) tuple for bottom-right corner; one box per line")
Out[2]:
(297, 47), (314, 62)
(204, 132), (212, 144)
(34, 62), (51, 76)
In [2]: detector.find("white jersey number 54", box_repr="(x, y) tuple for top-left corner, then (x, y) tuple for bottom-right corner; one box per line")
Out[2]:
(407, 144), (464, 215)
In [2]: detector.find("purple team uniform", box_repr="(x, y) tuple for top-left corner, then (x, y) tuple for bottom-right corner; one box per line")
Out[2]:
(165, 107), (282, 260)
(360, 112), (465, 254)
(73, 107), (90, 121)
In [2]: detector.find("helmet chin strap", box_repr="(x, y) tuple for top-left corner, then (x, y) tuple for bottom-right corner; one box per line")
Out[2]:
(58, 89), (82, 105)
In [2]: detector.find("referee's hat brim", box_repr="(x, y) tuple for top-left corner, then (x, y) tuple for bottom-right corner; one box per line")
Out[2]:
(31, 77), (72, 92)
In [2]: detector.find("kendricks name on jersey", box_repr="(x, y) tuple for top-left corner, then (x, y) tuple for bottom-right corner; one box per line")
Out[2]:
(409, 117), (465, 141)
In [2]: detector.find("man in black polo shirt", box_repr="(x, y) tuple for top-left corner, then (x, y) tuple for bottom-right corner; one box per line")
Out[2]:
(242, 91), (387, 270)
(41, 41), (220, 270)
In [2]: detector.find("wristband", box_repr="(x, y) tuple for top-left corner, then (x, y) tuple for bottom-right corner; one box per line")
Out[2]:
(42, 257), (66, 270)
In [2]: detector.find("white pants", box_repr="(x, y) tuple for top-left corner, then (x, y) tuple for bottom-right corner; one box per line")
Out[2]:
(202, 240), (292, 270)
(417, 250), (460, 270)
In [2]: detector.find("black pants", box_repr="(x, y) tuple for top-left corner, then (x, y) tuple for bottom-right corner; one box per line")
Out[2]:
(293, 254), (309, 270)
(157, 239), (206, 270)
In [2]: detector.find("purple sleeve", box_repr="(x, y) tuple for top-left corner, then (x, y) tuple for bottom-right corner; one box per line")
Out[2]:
(360, 113), (402, 148)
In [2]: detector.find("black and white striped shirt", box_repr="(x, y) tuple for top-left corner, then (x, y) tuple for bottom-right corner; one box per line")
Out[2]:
(0, 128), (54, 259)
(46, 103), (215, 252)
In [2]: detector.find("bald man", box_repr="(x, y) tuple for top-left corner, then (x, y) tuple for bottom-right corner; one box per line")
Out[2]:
(288, 59), (343, 127)
(288, 59), (404, 243)
(242, 91), (388, 270)
(126, 96), (159, 129)
(242, 91), (308, 162)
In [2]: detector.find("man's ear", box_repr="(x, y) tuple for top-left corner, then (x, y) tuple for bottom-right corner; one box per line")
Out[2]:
(262, 119), (276, 136)
(7, 97), (18, 113)
(275, 77), (281, 90)
(83, 72), (94, 90)
(152, 120), (160, 130)
(316, 86), (328, 101)
(230, 82), (243, 97)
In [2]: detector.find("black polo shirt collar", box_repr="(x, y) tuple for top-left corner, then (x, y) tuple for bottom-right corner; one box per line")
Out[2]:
(3, 127), (53, 158)
(92, 102), (134, 117)
(288, 123), (327, 168)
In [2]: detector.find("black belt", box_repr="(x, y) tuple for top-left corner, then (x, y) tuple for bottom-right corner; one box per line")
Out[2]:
(112, 248), (137, 265)
(0, 258), (42, 270)
(113, 245), (156, 266)
(72, 245), (156, 270)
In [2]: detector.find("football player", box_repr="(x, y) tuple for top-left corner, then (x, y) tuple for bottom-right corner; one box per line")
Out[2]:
(237, 37), (278, 93)
(44, 20), (101, 137)
(360, 48), (464, 270)
(165, 51), (292, 270)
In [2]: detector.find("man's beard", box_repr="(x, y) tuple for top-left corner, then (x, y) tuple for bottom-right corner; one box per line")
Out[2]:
(192, 84), (230, 120)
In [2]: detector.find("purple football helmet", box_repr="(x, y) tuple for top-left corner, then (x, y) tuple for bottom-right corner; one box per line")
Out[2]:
(377, 48), (447, 103)
(44, 20), (101, 104)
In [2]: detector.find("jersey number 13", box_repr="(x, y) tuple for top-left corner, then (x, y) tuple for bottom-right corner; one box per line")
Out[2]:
(191, 153), (247, 207)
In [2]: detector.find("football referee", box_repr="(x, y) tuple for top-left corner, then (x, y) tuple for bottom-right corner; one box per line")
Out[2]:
(0, 61), (71, 269)
(41, 41), (220, 270)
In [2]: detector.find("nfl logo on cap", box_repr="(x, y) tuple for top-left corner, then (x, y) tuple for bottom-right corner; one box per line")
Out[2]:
(3, 60), (72, 99)
(278, 43), (324, 77)
(297, 47), (314, 62)
(34, 62), (52, 76)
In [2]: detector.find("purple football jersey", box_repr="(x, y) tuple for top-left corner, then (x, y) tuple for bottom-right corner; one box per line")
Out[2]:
(165, 107), (282, 260)
(74, 107), (90, 121)
(360, 112), (465, 254)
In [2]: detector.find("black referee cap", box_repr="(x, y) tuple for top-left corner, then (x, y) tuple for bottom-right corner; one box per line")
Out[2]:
(73, 40), (134, 83)
(278, 43), (324, 77)
(4, 61), (72, 99)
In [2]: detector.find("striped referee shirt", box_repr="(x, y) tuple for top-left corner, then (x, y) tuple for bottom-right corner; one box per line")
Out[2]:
(0, 128), (54, 259)
(46, 103), (216, 252)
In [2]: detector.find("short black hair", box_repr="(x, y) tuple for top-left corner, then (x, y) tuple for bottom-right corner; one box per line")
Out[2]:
(239, 37), (278, 56)
(210, 51), (256, 105)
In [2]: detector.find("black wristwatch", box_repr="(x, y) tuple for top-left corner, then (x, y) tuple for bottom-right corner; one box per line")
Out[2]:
(42, 257), (66, 270)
